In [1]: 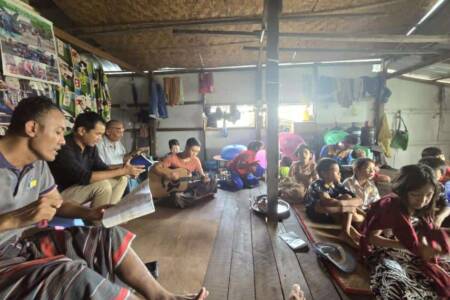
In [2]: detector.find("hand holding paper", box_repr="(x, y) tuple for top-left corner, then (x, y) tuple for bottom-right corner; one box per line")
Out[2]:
(102, 179), (155, 228)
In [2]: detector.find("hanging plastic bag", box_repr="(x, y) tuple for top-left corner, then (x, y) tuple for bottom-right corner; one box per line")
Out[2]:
(390, 112), (409, 150)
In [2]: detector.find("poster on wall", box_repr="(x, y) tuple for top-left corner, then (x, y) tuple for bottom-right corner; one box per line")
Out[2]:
(0, 76), (55, 134)
(0, 0), (60, 85)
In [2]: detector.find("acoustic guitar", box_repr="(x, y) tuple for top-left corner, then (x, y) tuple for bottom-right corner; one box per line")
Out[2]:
(149, 168), (202, 198)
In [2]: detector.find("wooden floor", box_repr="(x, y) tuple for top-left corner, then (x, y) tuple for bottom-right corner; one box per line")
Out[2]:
(126, 183), (372, 299)
(203, 184), (370, 300)
(124, 193), (224, 294)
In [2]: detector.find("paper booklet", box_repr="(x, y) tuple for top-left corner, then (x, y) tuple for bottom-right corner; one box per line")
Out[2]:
(102, 179), (155, 228)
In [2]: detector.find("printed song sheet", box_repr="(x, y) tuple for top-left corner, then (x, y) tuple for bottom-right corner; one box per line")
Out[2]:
(102, 179), (155, 228)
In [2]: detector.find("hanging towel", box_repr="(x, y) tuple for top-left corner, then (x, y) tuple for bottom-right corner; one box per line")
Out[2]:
(163, 77), (182, 106)
(179, 78), (184, 105)
(199, 72), (214, 94)
(377, 113), (391, 158)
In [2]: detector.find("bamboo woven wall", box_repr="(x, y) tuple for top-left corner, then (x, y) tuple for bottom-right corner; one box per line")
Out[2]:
(51, 0), (439, 70)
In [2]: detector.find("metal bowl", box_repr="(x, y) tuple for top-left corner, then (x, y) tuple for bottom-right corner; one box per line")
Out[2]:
(251, 195), (291, 220)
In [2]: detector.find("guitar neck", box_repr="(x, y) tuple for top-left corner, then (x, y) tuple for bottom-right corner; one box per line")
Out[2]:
(177, 176), (202, 182)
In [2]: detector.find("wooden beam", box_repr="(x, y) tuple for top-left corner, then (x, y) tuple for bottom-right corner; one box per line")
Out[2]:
(72, 12), (385, 37)
(311, 0), (404, 14)
(173, 29), (259, 37)
(265, 0), (281, 220)
(397, 75), (448, 86)
(173, 29), (450, 44)
(432, 74), (450, 82)
(386, 54), (450, 78)
(243, 46), (442, 55)
(278, 33), (450, 43)
(71, 0), (403, 36)
(53, 26), (138, 71)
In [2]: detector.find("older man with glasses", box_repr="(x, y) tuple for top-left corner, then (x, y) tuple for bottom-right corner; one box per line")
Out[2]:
(97, 120), (148, 167)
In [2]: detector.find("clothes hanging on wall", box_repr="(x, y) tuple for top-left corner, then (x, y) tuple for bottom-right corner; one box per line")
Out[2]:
(316, 75), (392, 107)
(163, 77), (184, 106)
(335, 78), (354, 108)
(148, 80), (168, 119)
(199, 72), (214, 94)
(362, 76), (392, 103)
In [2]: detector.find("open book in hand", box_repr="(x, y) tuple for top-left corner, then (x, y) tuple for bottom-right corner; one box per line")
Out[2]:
(130, 155), (154, 169)
(102, 179), (155, 228)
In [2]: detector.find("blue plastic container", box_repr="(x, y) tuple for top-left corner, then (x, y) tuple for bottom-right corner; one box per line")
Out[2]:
(220, 144), (247, 161)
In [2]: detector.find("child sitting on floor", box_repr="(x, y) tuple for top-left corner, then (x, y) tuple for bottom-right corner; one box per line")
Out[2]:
(343, 158), (380, 210)
(289, 144), (318, 187)
(359, 164), (450, 299)
(421, 146), (450, 183)
(350, 147), (391, 183)
(304, 158), (364, 247)
(220, 141), (264, 191)
(419, 156), (450, 228)
(278, 144), (318, 203)
(279, 156), (292, 178)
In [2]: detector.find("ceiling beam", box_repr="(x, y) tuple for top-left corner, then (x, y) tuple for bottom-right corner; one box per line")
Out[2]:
(53, 26), (138, 71)
(72, 11), (385, 37)
(172, 29), (450, 44)
(432, 74), (450, 82)
(242, 46), (442, 55)
(71, 0), (403, 35)
(310, 0), (405, 14)
(397, 74), (450, 86)
(386, 54), (450, 79)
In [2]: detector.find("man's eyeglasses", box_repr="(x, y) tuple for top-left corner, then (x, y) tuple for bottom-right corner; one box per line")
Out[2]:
(110, 127), (125, 132)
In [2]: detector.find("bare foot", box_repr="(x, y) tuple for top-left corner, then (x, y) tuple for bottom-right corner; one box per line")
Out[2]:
(349, 226), (362, 242)
(289, 284), (305, 300)
(176, 287), (209, 300)
(340, 232), (359, 249)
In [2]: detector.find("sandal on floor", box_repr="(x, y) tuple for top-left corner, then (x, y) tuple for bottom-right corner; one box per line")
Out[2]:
(313, 242), (356, 273)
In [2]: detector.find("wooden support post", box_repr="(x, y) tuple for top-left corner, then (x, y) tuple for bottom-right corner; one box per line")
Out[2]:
(374, 60), (387, 141)
(312, 64), (319, 103)
(255, 25), (265, 141)
(201, 93), (207, 162)
(437, 86), (445, 141)
(148, 119), (157, 158)
(147, 73), (158, 157)
(255, 68), (263, 141)
(265, 0), (281, 221)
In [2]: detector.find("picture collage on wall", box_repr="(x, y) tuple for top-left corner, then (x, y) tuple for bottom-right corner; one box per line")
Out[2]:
(0, 0), (60, 84)
(0, 0), (111, 134)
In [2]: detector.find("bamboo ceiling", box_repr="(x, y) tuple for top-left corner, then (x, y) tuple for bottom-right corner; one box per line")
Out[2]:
(45, 0), (448, 71)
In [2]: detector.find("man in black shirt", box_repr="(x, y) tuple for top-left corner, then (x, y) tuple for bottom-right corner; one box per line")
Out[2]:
(49, 112), (145, 208)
